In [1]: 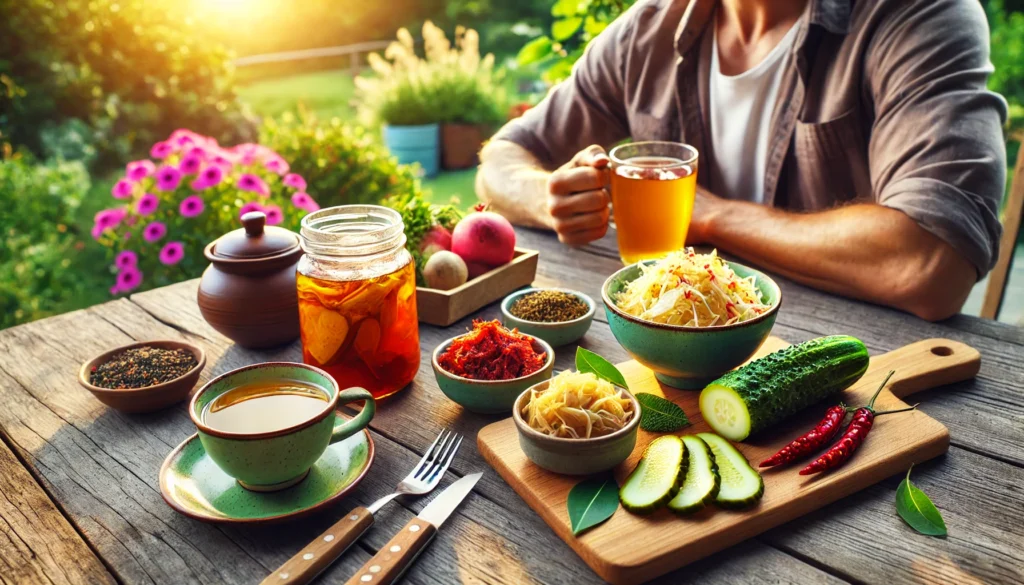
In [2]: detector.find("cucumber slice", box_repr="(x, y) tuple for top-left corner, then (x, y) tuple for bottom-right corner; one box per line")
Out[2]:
(668, 435), (720, 515)
(696, 433), (764, 509)
(699, 385), (752, 442)
(619, 436), (687, 514)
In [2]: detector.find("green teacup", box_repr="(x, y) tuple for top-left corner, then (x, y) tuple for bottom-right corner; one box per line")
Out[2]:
(189, 362), (375, 492)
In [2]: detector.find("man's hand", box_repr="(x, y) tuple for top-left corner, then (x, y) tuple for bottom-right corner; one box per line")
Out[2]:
(547, 145), (611, 246)
(686, 186), (722, 245)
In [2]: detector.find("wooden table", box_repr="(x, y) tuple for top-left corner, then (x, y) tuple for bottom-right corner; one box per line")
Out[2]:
(1, 227), (1022, 585)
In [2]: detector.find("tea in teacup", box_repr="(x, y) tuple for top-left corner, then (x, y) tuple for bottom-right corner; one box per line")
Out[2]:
(201, 380), (330, 434)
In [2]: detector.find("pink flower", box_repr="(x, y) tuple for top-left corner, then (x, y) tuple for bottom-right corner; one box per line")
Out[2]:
(179, 195), (204, 218)
(264, 204), (284, 225)
(156, 166), (182, 191)
(115, 250), (138, 270)
(150, 141), (174, 159)
(178, 154), (202, 175)
(209, 154), (234, 167)
(124, 231), (132, 240)
(159, 241), (185, 265)
(109, 284), (122, 296)
(283, 173), (307, 190)
(290, 192), (320, 213)
(238, 173), (270, 196)
(143, 221), (167, 243)
(126, 160), (156, 181)
(112, 179), (134, 199)
(191, 165), (224, 190)
(264, 157), (289, 175)
(136, 193), (159, 215)
(116, 267), (143, 292)
(92, 208), (127, 239)
(170, 129), (204, 150)
(238, 201), (265, 218)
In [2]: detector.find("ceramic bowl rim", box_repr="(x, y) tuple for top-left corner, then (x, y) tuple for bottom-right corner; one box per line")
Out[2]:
(601, 259), (783, 332)
(511, 379), (641, 446)
(500, 287), (596, 329)
(78, 340), (206, 397)
(188, 361), (343, 441)
(158, 427), (375, 524)
(431, 334), (555, 386)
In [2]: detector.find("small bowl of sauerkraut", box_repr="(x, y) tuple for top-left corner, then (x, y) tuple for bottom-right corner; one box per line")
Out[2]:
(513, 370), (640, 475)
(602, 249), (781, 389)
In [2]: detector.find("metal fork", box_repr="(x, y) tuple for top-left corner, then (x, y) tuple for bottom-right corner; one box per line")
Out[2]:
(261, 429), (464, 585)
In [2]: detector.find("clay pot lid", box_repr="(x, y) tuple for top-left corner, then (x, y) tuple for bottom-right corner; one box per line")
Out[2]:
(211, 212), (300, 260)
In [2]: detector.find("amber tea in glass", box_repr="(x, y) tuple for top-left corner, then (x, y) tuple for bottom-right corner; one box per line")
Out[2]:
(609, 142), (699, 264)
(297, 206), (420, 400)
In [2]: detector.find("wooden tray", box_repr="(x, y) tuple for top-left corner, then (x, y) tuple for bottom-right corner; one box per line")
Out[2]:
(478, 336), (980, 585)
(417, 248), (538, 326)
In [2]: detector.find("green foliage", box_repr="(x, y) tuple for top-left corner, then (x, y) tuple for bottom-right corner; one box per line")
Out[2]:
(355, 22), (507, 127)
(0, 0), (256, 169)
(0, 155), (97, 328)
(260, 111), (424, 207)
(382, 189), (463, 284)
(517, 0), (635, 84)
(987, 0), (1024, 111)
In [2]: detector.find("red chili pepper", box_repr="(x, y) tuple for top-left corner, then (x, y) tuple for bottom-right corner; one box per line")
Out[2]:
(799, 371), (916, 475)
(759, 404), (848, 468)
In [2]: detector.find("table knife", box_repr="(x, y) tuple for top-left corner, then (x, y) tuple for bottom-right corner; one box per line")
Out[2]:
(343, 472), (482, 585)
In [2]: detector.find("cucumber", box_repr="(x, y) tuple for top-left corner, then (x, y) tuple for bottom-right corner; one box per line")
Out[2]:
(699, 335), (869, 441)
(668, 435), (720, 515)
(619, 436), (687, 514)
(697, 433), (763, 509)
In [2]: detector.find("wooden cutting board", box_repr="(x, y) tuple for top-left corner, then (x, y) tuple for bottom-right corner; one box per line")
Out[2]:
(477, 337), (980, 585)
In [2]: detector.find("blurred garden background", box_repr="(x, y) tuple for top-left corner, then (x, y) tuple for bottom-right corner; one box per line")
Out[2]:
(1, 0), (1023, 330)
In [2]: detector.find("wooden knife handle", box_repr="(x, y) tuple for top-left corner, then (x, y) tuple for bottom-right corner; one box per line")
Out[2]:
(867, 338), (981, 399)
(343, 518), (436, 585)
(261, 506), (375, 585)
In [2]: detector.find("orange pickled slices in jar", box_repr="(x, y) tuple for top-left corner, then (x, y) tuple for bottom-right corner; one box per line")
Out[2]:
(297, 261), (420, 399)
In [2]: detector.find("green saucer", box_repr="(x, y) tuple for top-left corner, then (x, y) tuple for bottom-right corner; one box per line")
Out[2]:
(160, 424), (374, 524)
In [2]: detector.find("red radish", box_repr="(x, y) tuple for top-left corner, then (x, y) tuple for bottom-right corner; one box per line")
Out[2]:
(419, 225), (452, 260)
(451, 207), (516, 270)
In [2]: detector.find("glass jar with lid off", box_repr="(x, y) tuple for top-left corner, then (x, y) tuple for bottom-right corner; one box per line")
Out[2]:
(297, 205), (420, 399)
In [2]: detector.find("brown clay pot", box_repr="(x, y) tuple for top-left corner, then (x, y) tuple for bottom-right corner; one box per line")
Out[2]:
(441, 123), (485, 170)
(197, 212), (302, 348)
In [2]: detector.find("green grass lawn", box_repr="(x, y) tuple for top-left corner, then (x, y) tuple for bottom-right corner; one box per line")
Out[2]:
(237, 68), (481, 210)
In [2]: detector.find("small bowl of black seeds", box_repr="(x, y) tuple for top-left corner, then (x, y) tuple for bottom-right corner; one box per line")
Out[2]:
(501, 288), (596, 347)
(78, 340), (206, 413)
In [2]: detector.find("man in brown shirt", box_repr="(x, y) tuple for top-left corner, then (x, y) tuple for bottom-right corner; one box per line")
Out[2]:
(476, 0), (1007, 321)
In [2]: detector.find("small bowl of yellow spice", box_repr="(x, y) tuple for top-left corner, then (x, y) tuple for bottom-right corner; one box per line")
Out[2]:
(501, 288), (595, 347)
(513, 370), (639, 475)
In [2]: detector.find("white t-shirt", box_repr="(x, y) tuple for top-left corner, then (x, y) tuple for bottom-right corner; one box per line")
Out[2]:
(708, 19), (801, 203)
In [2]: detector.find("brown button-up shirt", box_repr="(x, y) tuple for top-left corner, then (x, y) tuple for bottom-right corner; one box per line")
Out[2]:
(494, 0), (1008, 274)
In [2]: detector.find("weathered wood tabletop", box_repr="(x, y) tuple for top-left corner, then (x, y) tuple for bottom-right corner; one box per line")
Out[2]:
(1, 227), (1022, 585)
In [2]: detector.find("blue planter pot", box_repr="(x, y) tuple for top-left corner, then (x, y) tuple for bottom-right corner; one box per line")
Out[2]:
(383, 123), (440, 178)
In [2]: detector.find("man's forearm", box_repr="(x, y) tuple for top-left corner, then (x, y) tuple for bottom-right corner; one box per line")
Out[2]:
(697, 198), (976, 321)
(476, 140), (553, 229)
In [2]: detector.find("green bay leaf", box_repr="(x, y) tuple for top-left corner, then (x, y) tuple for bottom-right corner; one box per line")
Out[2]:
(567, 476), (619, 535)
(576, 347), (628, 389)
(636, 393), (691, 433)
(895, 466), (947, 536)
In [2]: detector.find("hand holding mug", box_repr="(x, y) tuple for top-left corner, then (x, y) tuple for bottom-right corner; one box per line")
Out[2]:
(547, 144), (612, 247)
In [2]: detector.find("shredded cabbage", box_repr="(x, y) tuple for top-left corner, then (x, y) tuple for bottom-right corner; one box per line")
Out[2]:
(614, 248), (770, 327)
(521, 371), (634, 439)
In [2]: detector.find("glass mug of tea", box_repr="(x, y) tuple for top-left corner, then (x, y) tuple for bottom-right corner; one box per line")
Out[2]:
(189, 362), (375, 491)
(608, 141), (699, 265)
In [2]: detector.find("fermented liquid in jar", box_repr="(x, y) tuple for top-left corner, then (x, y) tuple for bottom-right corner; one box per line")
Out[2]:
(609, 142), (699, 265)
(297, 206), (420, 399)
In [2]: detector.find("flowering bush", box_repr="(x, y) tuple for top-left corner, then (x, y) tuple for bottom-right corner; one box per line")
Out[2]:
(355, 21), (506, 127)
(92, 129), (320, 295)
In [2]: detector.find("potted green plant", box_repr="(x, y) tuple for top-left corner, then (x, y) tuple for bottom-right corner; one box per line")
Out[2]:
(356, 25), (444, 177)
(430, 25), (507, 170)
